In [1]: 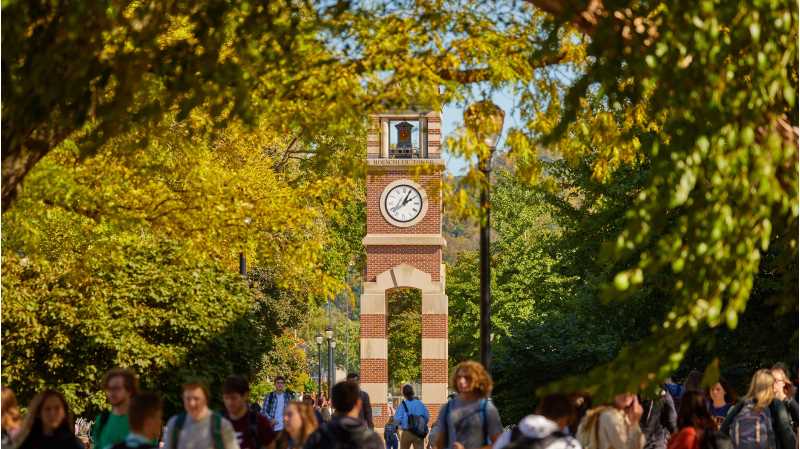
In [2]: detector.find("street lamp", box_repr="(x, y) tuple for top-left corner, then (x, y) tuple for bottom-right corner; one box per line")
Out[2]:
(240, 216), (252, 277)
(315, 333), (324, 399)
(464, 100), (505, 373)
(330, 340), (337, 386)
(325, 326), (334, 398)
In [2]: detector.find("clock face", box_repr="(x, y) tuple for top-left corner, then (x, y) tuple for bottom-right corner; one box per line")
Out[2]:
(384, 184), (424, 223)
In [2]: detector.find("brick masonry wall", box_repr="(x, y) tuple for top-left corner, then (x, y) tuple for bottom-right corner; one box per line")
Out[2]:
(366, 168), (442, 235)
(421, 314), (448, 338)
(360, 315), (387, 338)
(366, 246), (441, 281)
(421, 359), (449, 383)
(360, 359), (388, 383)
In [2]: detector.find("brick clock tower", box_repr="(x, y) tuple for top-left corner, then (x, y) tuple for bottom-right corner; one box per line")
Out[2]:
(360, 111), (448, 431)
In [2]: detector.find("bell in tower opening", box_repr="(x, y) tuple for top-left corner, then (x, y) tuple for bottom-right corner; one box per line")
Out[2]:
(394, 121), (414, 158)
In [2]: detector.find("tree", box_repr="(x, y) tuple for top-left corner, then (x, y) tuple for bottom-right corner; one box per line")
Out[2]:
(387, 288), (422, 391)
(444, 0), (797, 398)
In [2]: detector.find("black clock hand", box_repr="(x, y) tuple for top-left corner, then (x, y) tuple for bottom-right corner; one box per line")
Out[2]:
(401, 190), (412, 206)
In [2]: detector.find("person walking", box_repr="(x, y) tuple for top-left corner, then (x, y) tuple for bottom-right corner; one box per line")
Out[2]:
(347, 373), (374, 430)
(262, 376), (296, 433)
(164, 382), (239, 449)
(706, 380), (736, 429)
(668, 391), (730, 449)
(2, 388), (22, 449)
(304, 381), (382, 449)
(395, 385), (429, 449)
(433, 360), (504, 449)
(274, 402), (318, 449)
(15, 389), (84, 449)
(222, 376), (276, 449)
(640, 386), (677, 449)
(92, 368), (140, 449)
(385, 417), (400, 449)
(576, 392), (645, 449)
(303, 395), (325, 425)
(492, 393), (581, 449)
(721, 369), (796, 449)
(110, 392), (164, 449)
(770, 364), (798, 431)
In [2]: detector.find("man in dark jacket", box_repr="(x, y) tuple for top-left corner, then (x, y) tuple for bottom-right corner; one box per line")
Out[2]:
(304, 381), (383, 449)
(346, 373), (374, 429)
(639, 386), (677, 449)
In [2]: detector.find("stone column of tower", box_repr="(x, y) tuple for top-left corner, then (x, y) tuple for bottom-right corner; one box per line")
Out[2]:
(360, 111), (448, 433)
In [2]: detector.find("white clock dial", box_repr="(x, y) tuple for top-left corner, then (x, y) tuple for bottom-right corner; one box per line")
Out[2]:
(384, 184), (423, 223)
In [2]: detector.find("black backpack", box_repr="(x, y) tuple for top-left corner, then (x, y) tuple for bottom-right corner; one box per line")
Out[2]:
(402, 400), (429, 439)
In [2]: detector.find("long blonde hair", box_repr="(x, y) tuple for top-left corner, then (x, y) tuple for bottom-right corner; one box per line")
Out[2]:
(744, 369), (775, 410)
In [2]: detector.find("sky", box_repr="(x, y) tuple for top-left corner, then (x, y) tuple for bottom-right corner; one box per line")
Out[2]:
(440, 86), (522, 176)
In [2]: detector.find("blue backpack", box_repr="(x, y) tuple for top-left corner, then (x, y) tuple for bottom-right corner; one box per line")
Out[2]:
(729, 402), (774, 449)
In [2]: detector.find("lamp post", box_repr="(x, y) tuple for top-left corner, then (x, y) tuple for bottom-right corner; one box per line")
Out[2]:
(315, 333), (324, 399)
(464, 101), (505, 373)
(325, 326), (334, 398)
(240, 216), (252, 277)
(330, 340), (337, 387)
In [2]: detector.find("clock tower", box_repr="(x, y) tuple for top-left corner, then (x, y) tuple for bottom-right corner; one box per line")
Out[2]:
(360, 111), (448, 431)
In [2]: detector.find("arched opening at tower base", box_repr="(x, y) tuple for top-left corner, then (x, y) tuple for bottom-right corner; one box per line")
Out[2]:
(387, 287), (422, 405)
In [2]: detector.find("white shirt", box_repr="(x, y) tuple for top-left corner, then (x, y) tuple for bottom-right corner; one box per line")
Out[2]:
(274, 393), (287, 431)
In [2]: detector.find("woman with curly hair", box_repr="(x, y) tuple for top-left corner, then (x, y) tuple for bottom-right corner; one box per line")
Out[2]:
(433, 360), (503, 449)
(15, 389), (84, 449)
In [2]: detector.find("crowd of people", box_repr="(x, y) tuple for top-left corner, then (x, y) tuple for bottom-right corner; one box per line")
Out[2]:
(0, 361), (797, 449)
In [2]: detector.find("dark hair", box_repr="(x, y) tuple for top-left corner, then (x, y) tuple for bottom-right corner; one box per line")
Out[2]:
(402, 385), (414, 400)
(683, 370), (703, 393)
(332, 381), (360, 414)
(275, 376), (286, 383)
(772, 363), (792, 379)
(103, 368), (139, 396)
(567, 392), (592, 435)
(346, 373), (360, 381)
(706, 378), (737, 404)
(677, 391), (716, 431)
(19, 390), (74, 444)
(223, 375), (250, 396)
(536, 394), (575, 423)
(129, 392), (162, 431)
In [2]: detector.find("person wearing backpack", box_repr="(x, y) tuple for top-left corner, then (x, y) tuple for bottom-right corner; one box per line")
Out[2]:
(575, 392), (645, 449)
(92, 368), (140, 449)
(667, 391), (732, 449)
(303, 381), (382, 449)
(492, 393), (581, 449)
(262, 376), (297, 432)
(720, 369), (796, 449)
(395, 385), (430, 449)
(222, 376), (276, 449)
(110, 392), (163, 449)
(164, 382), (239, 449)
(640, 386), (677, 449)
(433, 361), (503, 449)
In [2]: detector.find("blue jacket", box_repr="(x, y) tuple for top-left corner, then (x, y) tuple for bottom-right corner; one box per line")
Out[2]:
(394, 399), (430, 430)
